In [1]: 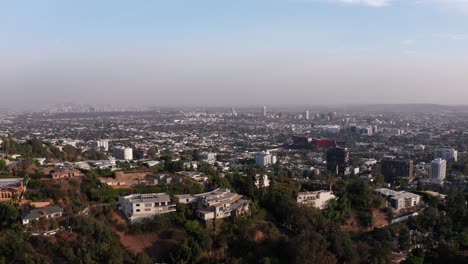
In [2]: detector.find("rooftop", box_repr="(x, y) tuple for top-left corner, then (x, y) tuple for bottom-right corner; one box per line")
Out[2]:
(122, 193), (171, 204)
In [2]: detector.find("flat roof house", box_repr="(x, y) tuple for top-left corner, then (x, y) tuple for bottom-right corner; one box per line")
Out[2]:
(50, 168), (81, 179)
(193, 188), (250, 221)
(297, 190), (336, 210)
(375, 188), (421, 211)
(118, 193), (176, 224)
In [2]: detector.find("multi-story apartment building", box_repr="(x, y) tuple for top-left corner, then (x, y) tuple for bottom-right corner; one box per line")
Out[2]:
(184, 188), (250, 221)
(380, 156), (414, 183)
(91, 140), (109, 151)
(296, 190), (336, 210)
(375, 188), (421, 211)
(114, 147), (133, 160)
(433, 148), (458, 162)
(430, 158), (446, 181)
(118, 193), (176, 224)
(326, 147), (350, 174)
(255, 151), (277, 167)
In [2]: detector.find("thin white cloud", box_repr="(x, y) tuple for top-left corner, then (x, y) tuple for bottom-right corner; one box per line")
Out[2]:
(328, 0), (392, 6)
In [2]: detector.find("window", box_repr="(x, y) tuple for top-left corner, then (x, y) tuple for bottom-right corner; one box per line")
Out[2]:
(136, 209), (140, 212)
(136, 204), (140, 206)
(145, 209), (151, 212)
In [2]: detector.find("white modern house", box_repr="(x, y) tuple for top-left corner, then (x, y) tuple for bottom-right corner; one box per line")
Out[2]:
(176, 188), (250, 221)
(118, 193), (176, 224)
(375, 188), (421, 211)
(297, 190), (336, 210)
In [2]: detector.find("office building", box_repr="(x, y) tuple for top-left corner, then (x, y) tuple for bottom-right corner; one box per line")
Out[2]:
(114, 147), (133, 160)
(430, 158), (446, 181)
(381, 156), (414, 183)
(326, 147), (350, 174)
(305, 110), (310, 120)
(118, 193), (176, 224)
(433, 148), (458, 162)
(262, 106), (267, 117)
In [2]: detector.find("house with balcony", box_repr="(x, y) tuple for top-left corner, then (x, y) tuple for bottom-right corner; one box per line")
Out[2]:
(118, 193), (176, 224)
(193, 188), (250, 221)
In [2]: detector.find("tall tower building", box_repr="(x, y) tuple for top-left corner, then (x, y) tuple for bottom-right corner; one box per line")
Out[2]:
(430, 158), (446, 180)
(262, 106), (267, 117)
(305, 111), (310, 120)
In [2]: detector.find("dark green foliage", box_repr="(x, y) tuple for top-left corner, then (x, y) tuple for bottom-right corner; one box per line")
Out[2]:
(0, 203), (19, 228)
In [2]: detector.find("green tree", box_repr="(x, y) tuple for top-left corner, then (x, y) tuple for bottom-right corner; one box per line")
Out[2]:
(0, 160), (6, 171)
(0, 203), (19, 228)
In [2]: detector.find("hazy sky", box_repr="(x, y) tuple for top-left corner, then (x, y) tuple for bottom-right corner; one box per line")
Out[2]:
(1, 0), (468, 108)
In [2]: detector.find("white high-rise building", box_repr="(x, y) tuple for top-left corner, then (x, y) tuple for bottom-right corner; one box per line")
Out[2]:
(433, 148), (458, 162)
(231, 107), (237, 116)
(114, 147), (133, 160)
(305, 110), (310, 120)
(91, 140), (109, 151)
(262, 106), (267, 117)
(430, 158), (447, 180)
(255, 151), (276, 167)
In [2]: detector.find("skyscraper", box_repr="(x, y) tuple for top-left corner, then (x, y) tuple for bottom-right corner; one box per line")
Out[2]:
(430, 158), (447, 180)
(262, 106), (267, 117)
(305, 110), (310, 120)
